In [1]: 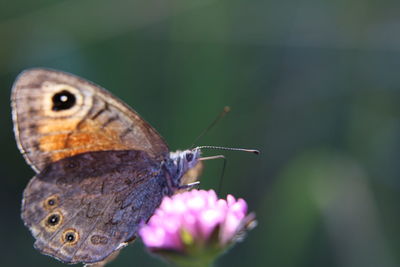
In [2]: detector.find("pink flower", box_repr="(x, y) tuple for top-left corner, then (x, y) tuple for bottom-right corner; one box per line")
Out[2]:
(139, 189), (256, 258)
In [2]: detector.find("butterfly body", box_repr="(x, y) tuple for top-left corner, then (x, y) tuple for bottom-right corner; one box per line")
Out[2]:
(12, 69), (202, 264)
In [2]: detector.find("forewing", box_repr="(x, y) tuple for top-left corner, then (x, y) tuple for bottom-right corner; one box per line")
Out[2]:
(12, 68), (169, 173)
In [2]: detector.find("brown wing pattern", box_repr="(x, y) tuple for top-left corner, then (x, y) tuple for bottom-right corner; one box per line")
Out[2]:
(22, 150), (167, 264)
(12, 68), (169, 173)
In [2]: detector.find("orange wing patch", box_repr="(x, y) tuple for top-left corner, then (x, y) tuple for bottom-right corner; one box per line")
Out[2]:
(38, 118), (129, 163)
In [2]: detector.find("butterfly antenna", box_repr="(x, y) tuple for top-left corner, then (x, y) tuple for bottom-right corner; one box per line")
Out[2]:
(196, 146), (260, 155)
(198, 146), (259, 194)
(190, 106), (231, 148)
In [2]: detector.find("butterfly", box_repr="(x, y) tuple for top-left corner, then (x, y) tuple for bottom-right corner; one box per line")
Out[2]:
(12, 68), (204, 265)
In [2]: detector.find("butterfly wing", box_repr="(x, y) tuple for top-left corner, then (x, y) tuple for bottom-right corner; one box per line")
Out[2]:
(12, 68), (169, 173)
(22, 150), (167, 264)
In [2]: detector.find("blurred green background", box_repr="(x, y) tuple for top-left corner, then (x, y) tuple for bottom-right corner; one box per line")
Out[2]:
(1, 0), (399, 266)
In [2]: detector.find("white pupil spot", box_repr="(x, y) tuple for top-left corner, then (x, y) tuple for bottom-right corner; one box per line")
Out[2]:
(60, 95), (68, 102)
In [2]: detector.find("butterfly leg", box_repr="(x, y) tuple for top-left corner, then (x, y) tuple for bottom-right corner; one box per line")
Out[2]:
(178, 181), (200, 190)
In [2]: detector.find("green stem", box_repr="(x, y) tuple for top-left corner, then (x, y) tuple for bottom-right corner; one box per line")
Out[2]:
(173, 258), (214, 267)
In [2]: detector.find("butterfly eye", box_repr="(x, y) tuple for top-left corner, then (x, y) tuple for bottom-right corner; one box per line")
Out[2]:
(52, 90), (76, 111)
(186, 153), (194, 162)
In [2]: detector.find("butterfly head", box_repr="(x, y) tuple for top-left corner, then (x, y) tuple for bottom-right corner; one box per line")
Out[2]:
(168, 148), (201, 181)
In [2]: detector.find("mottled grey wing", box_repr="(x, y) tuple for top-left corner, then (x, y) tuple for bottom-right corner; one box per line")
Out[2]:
(22, 150), (167, 264)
